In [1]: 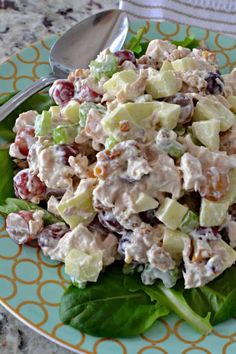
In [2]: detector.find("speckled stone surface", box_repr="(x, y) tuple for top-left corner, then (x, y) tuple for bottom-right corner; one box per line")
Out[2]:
(0, 0), (118, 63)
(0, 1), (117, 353)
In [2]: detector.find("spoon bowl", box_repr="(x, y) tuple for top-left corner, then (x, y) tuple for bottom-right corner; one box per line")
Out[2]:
(0, 9), (128, 121)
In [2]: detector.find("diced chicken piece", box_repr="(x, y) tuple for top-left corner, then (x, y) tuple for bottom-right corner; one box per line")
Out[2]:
(137, 39), (176, 69)
(182, 134), (236, 173)
(180, 152), (204, 191)
(223, 69), (236, 96)
(180, 70), (207, 93)
(226, 219), (236, 248)
(37, 146), (75, 189)
(147, 244), (175, 271)
(93, 140), (181, 229)
(220, 123), (236, 155)
(47, 195), (60, 216)
(168, 46), (191, 61)
(85, 109), (107, 145)
(124, 223), (167, 266)
(13, 110), (37, 132)
(183, 236), (236, 288)
(68, 154), (89, 179)
(9, 111), (37, 160)
(47, 223), (118, 266)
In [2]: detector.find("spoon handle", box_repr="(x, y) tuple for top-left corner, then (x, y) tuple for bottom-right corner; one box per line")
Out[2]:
(0, 73), (56, 122)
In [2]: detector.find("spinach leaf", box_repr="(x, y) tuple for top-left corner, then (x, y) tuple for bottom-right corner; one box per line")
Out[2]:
(0, 149), (15, 204)
(60, 264), (169, 337)
(0, 92), (54, 133)
(126, 27), (150, 58)
(0, 198), (62, 225)
(172, 36), (200, 50)
(126, 28), (200, 58)
(125, 276), (212, 335)
(183, 267), (236, 325)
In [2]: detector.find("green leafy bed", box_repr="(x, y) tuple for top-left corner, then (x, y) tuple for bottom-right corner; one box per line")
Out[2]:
(0, 32), (235, 337)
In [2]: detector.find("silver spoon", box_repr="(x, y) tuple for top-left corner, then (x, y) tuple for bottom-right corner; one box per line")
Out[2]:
(0, 9), (128, 121)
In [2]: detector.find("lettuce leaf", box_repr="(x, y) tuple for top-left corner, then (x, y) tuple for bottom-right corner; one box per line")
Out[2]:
(60, 263), (169, 337)
(0, 198), (62, 225)
(0, 149), (14, 204)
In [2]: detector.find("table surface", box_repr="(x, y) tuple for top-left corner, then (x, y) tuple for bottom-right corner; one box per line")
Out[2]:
(0, 1), (117, 353)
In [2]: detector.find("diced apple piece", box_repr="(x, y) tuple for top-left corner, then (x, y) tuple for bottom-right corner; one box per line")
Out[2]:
(163, 228), (189, 262)
(200, 169), (236, 227)
(35, 110), (52, 136)
(65, 249), (103, 286)
(227, 95), (236, 113)
(58, 179), (96, 228)
(158, 102), (181, 129)
(171, 57), (197, 72)
(146, 70), (181, 99)
(160, 61), (173, 72)
(192, 119), (220, 151)
(134, 193), (159, 213)
(103, 70), (138, 96)
(200, 198), (229, 227)
(193, 98), (235, 132)
(102, 102), (181, 139)
(49, 106), (60, 120)
(156, 198), (188, 230)
(217, 240), (236, 268)
(62, 100), (80, 123)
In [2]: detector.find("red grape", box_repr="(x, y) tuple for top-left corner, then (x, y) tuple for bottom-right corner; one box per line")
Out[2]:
(49, 79), (75, 106)
(14, 169), (46, 202)
(75, 82), (102, 103)
(15, 127), (35, 157)
(55, 145), (78, 165)
(38, 223), (69, 249)
(114, 50), (136, 65)
(6, 211), (42, 244)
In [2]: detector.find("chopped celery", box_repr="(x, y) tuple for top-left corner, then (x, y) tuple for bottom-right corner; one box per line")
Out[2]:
(35, 110), (52, 136)
(105, 136), (118, 150)
(155, 128), (186, 158)
(89, 54), (118, 80)
(179, 210), (199, 233)
(141, 264), (179, 288)
(167, 141), (186, 158)
(79, 102), (106, 127)
(53, 123), (79, 144)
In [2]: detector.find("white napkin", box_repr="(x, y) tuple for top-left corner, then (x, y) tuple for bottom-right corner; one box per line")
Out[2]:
(119, 0), (236, 37)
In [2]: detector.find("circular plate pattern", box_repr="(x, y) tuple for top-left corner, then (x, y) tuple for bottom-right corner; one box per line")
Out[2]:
(0, 20), (236, 354)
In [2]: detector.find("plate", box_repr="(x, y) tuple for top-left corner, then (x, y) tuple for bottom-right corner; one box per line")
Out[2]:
(0, 20), (236, 354)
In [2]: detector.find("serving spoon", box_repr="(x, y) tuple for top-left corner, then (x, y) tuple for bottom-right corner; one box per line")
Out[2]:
(0, 9), (128, 121)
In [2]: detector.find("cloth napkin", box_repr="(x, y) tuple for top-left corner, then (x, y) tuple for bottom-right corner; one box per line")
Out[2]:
(119, 0), (236, 37)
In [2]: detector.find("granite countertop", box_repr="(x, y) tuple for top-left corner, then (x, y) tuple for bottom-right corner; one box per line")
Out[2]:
(0, 1), (117, 353)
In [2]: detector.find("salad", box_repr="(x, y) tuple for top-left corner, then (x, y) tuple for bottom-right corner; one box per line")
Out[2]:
(1, 31), (236, 338)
